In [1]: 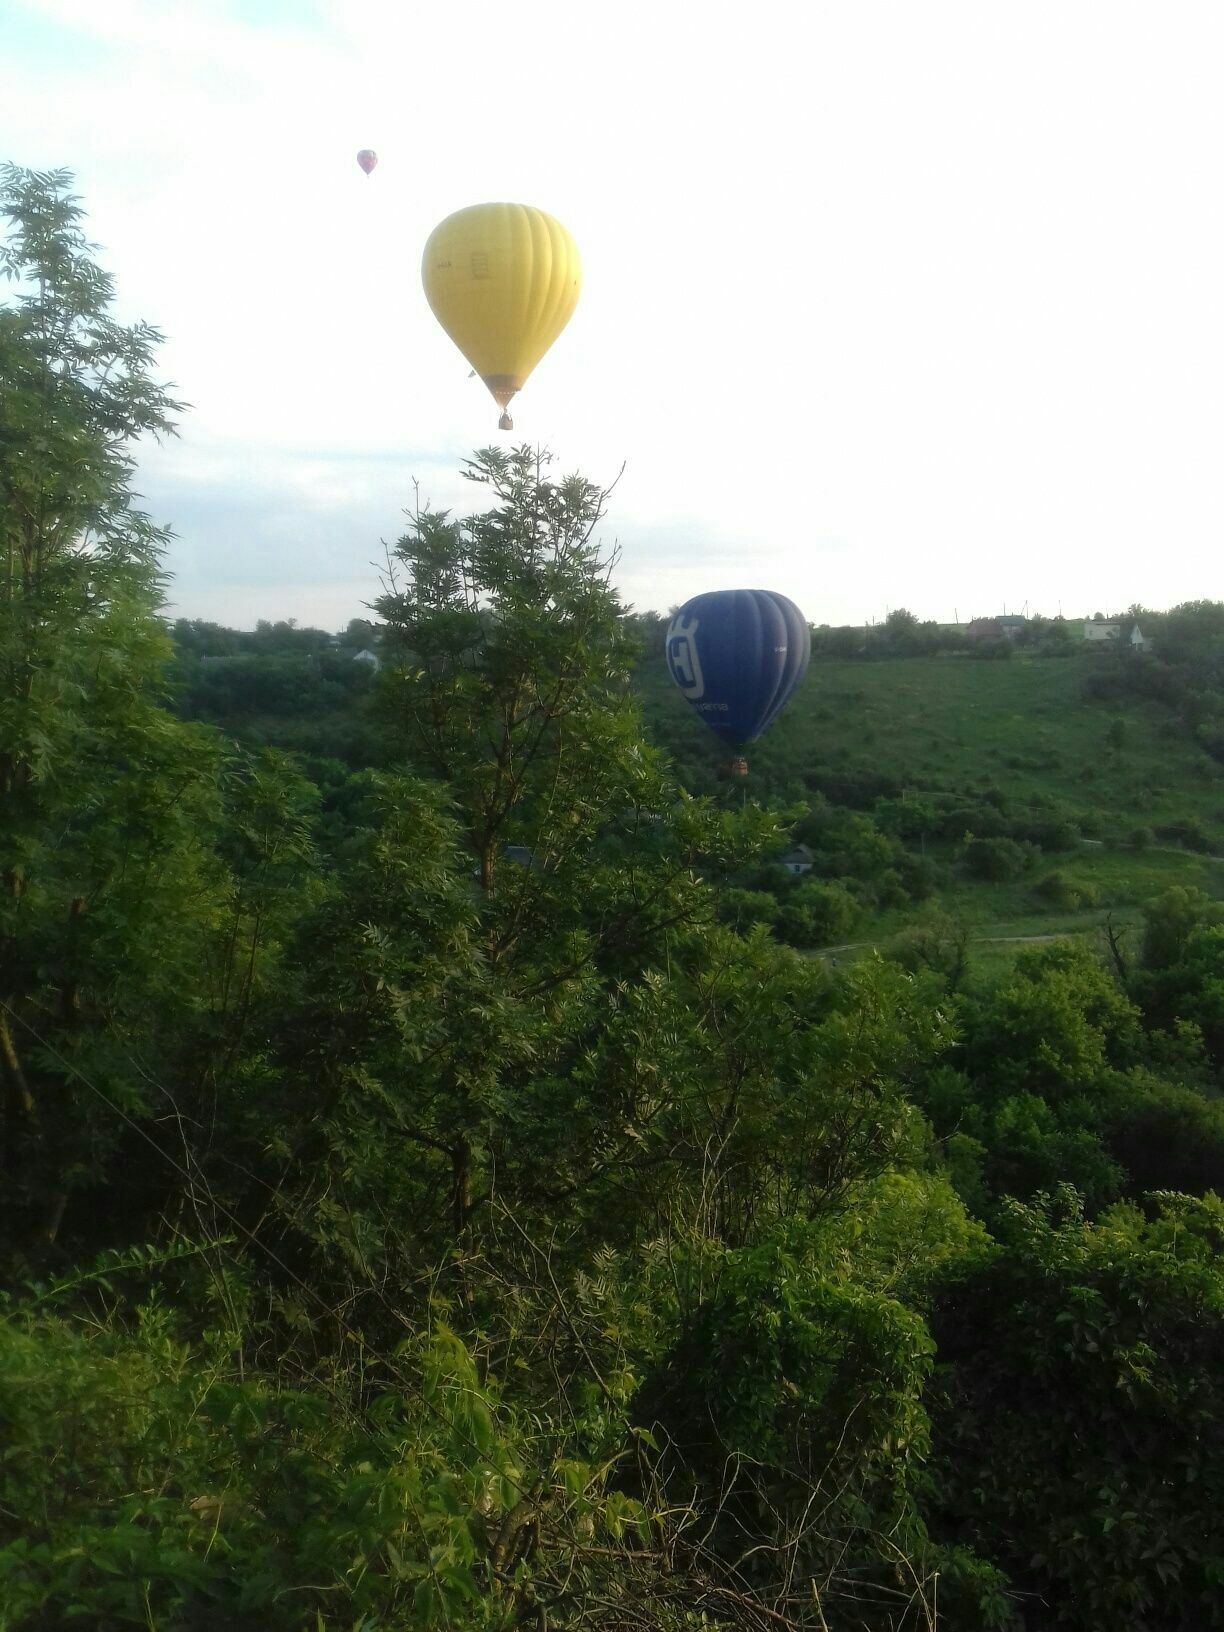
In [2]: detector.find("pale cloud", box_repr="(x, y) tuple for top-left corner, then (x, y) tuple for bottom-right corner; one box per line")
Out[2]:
(5, 0), (1224, 629)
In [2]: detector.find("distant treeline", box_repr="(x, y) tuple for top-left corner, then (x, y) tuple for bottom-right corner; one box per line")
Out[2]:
(626, 603), (1216, 664)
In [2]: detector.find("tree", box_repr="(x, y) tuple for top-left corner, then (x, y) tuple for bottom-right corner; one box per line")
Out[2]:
(882, 606), (922, 654)
(0, 167), (306, 1260)
(963, 835), (1034, 881)
(775, 878), (860, 947)
(256, 445), (781, 1256)
(376, 447), (670, 894)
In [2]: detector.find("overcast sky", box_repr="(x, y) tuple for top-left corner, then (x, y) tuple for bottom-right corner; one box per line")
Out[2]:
(4, 0), (1223, 629)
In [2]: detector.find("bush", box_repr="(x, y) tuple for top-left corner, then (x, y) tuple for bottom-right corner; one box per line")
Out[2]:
(874, 868), (911, 910)
(775, 880), (860, 948)
(0, 1310), (589, 1631)
(884, 915), (971, 990)
(803, 766), (904, 808)
(719, 887), (781, 930)
(894, 851), (941, 900)
(1154, 818), (1214, 853)
(970, 638), (1014, 660)
(927, 1193), (1224, 1631)
(632, 1234), (1011, 1626)
(1103, 1072), (1224, 1197)
(1025, 818), (1080, 852)
(1032, 871), (1099, 911)
(938, 799), (1013, 841)
(964, 836), (1035, 881)
(0, 1304), (667, 1632)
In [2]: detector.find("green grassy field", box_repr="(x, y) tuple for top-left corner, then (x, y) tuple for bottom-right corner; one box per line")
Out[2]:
(639, 650), (1224, 976)
(643, 652), (1224, 839)
(748, 654), (1224, 838)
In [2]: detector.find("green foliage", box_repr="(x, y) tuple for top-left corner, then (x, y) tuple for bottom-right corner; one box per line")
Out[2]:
(6, 167), (1224, 1632)
(0, 166), (306, 1261)
(960, 942), (1142, 1099)
(884, 913), (972, 991)
(1133, 888), (1224, 1065)
(1033, 869), (1099, 910)
(1101, 1070), (1224, 1197)
(718, 884), (780, 929)
(637, 1228), (942, 1620)
(0, 1305), (667, 1630)
(928, 1191), (1224, 1630)
(964, 835), (1036, 881)
(375, 445), (659, 894)
(775, 877), (860, 946)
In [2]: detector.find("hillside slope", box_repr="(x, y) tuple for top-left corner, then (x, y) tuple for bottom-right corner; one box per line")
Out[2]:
(643, 652), (1223, 839)
(639, 650), (1224, 959)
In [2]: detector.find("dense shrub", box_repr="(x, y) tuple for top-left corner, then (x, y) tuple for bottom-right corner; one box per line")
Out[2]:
(1102, 1072), (1224, 1197)
(775, 880), (860, 947)
(884, 915), (971, 991)
(1022, 817), (1080, 852)
(0, 1307), (652, 1632)
(1032, 871), (1098, 910)
(1153, 817), (1214, 852)
(928, 1193), (1224, 1631)
(941, 802), (1011, 840)
(803, 766), (905, 808)
(719, 886), (781, 930)
(963, 836), (1036, 881)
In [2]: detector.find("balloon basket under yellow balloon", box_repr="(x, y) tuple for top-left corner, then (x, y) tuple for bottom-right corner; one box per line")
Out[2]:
(498, 412), (513, 431)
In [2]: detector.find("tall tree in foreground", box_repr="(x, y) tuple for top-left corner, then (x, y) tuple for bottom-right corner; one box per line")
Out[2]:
(265, 447), (784, 1278)
(237, 448), (973, 1627)
(0, 166), (307, 1261)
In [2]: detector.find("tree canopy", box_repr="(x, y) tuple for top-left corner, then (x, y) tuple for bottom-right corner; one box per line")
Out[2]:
(3, 163), (1224, 1632)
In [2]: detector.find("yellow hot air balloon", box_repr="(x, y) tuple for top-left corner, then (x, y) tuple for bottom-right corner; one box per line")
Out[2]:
(421, 203), (581, 430)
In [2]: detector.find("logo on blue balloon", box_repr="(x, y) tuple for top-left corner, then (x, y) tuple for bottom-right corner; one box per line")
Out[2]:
(664, 589), (810, 749)
(666, 614), (705, 699)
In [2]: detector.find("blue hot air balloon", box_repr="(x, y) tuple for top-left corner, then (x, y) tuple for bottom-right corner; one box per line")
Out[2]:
(665, 589), (810, 773)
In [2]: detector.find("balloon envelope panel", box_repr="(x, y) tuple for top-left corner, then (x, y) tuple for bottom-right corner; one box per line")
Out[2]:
(421, 203), (581, 409)
(665, 590), (810, 746)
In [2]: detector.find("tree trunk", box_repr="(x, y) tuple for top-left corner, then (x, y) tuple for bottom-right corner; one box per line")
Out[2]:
(0, 1009), (36, 1126)
(452, 1137), (471, 1238)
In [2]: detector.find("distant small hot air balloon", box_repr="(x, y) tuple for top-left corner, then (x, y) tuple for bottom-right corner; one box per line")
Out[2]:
(665, 590), (811, 777)
(421, 202), (581, 430)
(356, 149), (378, 176)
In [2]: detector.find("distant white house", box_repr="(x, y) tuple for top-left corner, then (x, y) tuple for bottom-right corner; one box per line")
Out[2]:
(780, 844), (814, 876)
(352, 648), (381, 671)
(1082, 622), (1148, 651)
